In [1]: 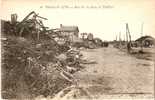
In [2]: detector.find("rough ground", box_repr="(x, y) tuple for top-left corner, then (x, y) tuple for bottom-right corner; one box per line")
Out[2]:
(53, 45), (154, 99)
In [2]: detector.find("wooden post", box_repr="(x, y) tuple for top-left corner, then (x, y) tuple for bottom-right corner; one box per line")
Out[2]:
(126, 23), (129, 43)
(119, 32), (122, 48)
(126, 24), (132, 43)
(116, 35), (117, 41)
(124, 34), (125, 42)
(126, 23), (132, 53)
(140, 23), (143, 52)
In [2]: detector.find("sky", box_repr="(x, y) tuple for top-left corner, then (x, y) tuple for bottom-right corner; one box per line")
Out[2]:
(0, 0), (155, 41)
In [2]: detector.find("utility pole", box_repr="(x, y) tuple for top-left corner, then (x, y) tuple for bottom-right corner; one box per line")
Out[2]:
(140, 22), (144, 52)
(119, 32), (121, 41)
(119, 32), (122, 47)
(126, 23), (132, 53)
(116, 35), (117, 41)
(126, 24), (128, 43)
(124, 34), (125, 42)
(126, 23), (131, 43)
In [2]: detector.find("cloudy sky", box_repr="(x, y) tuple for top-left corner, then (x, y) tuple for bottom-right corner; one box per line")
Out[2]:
(1, 0), (155, 41)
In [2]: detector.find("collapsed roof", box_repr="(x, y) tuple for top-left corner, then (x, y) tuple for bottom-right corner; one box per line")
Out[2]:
(135, 35), (155, 42)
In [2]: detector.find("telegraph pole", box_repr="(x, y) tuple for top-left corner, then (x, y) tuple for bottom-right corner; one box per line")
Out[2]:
(119, 32), (122, 47)
(126, 23), (132, 53)
(140, 22), (144, 52)
(126, 24), (128, 43)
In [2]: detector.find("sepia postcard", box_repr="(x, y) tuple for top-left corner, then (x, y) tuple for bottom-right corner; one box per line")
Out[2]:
(0, 0), (155, 99)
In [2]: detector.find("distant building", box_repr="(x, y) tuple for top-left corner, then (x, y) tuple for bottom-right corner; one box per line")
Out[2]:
(58, 24), (80, 42)
(81, 33), (94, 40)
(81, 33), (88, 40)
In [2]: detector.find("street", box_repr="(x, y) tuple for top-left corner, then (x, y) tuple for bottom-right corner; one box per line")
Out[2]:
(73, 45), (154, 99)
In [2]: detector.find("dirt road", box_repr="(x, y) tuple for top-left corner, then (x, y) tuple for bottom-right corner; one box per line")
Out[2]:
(73, 45), (154, 99)
(53, 45), (154, 99)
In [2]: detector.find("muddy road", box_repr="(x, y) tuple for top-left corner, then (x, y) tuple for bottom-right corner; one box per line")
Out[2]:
(53, 45), (154, 99)
(74, 45), (154, 99)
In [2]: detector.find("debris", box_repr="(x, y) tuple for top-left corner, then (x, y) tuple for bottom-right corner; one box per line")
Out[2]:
(60, 71), (75, 83)
(1, 11), (85, 99)
(36, 44), (42, 48)
(66, 66), (77, 73)
(56, 53), (67, 61)
(1, 37), (7, 41)
(102, 41), (109, 47)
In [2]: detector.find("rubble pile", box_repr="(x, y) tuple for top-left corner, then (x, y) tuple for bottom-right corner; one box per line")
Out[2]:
(72, 39), (105, 49)
(1, 12), (83, 99)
